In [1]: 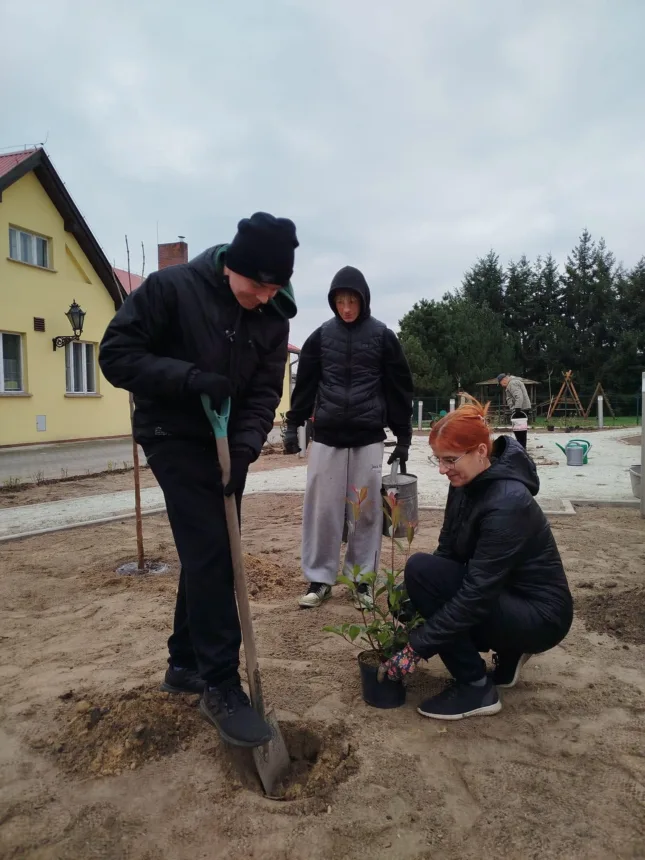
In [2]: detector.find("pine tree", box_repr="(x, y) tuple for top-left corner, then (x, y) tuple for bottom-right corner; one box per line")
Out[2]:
(460, 250), (505, 314)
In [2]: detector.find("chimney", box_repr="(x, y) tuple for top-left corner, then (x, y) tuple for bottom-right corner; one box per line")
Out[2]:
(158, 238), (188, 270)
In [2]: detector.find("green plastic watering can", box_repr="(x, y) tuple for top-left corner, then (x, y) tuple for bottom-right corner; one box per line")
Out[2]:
(555, 439), (592, 466)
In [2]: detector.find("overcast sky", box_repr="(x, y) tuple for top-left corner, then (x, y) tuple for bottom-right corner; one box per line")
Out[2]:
(3, 0), (645, 346)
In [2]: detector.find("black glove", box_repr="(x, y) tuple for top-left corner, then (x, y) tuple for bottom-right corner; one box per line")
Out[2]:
(188, 371), (231, 411)
(283, 424), (301, 454)
(224, 447), (252, 497)
(387, 444), (409, 471)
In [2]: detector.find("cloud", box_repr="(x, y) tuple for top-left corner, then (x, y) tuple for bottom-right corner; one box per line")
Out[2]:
(2, 0), (645, 347)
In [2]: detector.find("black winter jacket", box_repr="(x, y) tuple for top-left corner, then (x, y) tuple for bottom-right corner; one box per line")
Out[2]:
(410, 436), (573, 657)
(286, 271), (413, 448)
(99, 245), (296, 459)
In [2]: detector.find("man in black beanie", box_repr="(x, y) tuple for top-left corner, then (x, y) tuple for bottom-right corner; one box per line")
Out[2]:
(99, 213), (298, 748)
(284, 266), (413, 610)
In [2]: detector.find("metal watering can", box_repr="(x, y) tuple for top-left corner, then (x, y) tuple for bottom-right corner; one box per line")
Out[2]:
(556, 439), (592, 466)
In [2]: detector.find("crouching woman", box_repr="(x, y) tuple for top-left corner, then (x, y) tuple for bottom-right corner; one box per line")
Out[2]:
(380, 399), (573, 721)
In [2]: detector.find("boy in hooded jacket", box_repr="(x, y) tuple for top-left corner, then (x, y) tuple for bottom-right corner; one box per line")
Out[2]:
(284, 266), (413, 609)
(99, 213), (298, 748)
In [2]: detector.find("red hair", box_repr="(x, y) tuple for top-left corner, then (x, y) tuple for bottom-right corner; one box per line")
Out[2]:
(429, 397), (493, 455)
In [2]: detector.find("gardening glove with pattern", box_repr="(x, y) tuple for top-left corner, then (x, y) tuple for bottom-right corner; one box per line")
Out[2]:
(223, 447), (252, 497)
(283, 424), (301, 455)
(377, 643), (421, 683)
(387, 444), (409, 471)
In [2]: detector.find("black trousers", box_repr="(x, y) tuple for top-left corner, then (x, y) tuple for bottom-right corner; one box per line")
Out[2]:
(404, 553), (570, 684)
(143, 439), (244, 685)
(511, 409), (528, 450)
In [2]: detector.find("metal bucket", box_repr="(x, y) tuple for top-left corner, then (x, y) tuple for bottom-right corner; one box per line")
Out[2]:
(382, 461), (418, 538)
(566, 445), (584, 467)
(629, 465), (641, 500)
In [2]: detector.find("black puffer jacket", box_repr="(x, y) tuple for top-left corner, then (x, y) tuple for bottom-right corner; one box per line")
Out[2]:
(286, 267), (413, 448)
(99, 245), (296, 458)
(410, 436), (573, 657)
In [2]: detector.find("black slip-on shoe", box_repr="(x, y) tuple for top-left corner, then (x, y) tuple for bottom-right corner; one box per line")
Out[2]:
(489, 652), (532, 689)
(160, 666), (206, 695)
(417, 678), (502, 721)
(199, 680), (272, 748)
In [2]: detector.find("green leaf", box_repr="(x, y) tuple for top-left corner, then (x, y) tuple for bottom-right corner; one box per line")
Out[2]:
(336, 575), (355, 589)
(348, 625), (362, 642)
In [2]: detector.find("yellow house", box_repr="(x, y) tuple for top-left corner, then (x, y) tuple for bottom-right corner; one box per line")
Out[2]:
(0, 148), (130, 446)
(0, 148), (299, 448)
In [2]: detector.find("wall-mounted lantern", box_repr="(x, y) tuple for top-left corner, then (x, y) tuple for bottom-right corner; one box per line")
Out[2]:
(52, 300), (86, 351)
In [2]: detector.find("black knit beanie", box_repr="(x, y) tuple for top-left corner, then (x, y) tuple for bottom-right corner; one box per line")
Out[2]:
(226, 212), (299, 287)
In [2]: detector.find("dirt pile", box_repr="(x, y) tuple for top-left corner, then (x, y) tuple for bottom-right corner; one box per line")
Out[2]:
(36, 687), (206, 777)
(244, 552), (301, 599)
(577, 585), (645, 645)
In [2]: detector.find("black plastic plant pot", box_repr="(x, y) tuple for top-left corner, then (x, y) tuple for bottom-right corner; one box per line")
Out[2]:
(358, 651), (406, 709)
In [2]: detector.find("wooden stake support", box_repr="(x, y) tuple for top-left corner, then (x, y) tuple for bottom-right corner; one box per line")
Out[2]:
(547, 370), (585, 420)
(584, 382), (615, 419)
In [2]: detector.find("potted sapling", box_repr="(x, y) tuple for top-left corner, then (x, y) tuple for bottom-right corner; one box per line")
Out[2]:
(323, 487), (422, 709)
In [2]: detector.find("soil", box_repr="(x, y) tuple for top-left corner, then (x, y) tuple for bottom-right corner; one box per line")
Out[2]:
(620, 434), (642, 447)
(0, 450), (303, 508)
(1, 499), (645, 858)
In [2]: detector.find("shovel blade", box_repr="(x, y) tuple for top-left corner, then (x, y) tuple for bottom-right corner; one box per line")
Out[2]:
(252, 708), (291, 796)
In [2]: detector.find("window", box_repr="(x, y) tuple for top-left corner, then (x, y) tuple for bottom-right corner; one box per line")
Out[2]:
(8, 227), (49, 268)
(65, 342), (96, 393)
(0, 333), (24, 392)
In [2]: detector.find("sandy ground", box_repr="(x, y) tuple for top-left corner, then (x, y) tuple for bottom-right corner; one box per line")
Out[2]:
(0, 449), (301, 509)
(1, 495), (645, 859)
(2, 430), (641, 541)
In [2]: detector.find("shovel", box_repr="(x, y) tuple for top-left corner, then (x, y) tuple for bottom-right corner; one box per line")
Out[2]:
(201, 394), (291, 796)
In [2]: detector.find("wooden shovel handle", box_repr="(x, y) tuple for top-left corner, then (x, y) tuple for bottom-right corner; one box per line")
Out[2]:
(216, 434), (266, 719)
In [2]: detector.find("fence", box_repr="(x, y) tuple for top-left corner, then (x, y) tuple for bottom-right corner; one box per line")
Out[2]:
(412, 392), (643, 429)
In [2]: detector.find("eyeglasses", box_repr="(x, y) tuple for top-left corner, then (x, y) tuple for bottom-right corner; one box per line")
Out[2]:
(428, 451), (473, 468)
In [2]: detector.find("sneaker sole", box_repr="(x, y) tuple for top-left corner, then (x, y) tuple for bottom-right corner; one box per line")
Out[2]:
(417, 699), (502, 721)
(198, 699), (272, 748)
(159, 681), (204, 695)
(298, 592), (331, 609)
(496, 654), (532, 689)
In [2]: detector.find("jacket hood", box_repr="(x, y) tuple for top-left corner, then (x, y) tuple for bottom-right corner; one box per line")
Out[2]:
(188, 244), (297, 321)
(471, 435), (540, 496)
(328, 266), (371, 321)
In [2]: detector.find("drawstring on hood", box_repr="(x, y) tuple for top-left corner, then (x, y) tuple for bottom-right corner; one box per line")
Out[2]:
(328, 266), (371, 322)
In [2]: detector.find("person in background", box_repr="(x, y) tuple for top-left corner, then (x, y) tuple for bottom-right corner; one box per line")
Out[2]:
(99, 213), (298, 748)
(379, 399), (573, 721)
(497, 372), (531, 449)
(284, 266), (413, 610)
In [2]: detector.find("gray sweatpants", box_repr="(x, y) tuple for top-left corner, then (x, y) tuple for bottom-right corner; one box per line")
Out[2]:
(301, 441), (385, 586)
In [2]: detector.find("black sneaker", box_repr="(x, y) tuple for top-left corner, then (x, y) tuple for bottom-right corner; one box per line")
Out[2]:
(160, 665), (206, 695)
(298, 582), (332, 608)
(417, 678), (502, 721)
(490, 652), (532, 688)
(199, 680), (272, 748)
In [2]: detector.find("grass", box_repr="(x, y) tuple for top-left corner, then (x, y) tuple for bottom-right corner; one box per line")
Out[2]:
(416, 415), (641, 431)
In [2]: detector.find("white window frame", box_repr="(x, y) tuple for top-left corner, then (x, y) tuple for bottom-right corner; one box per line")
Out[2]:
(8, 226), (50, 269)
(0, 332), (24, 393)
(65, 341), (97, 394)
